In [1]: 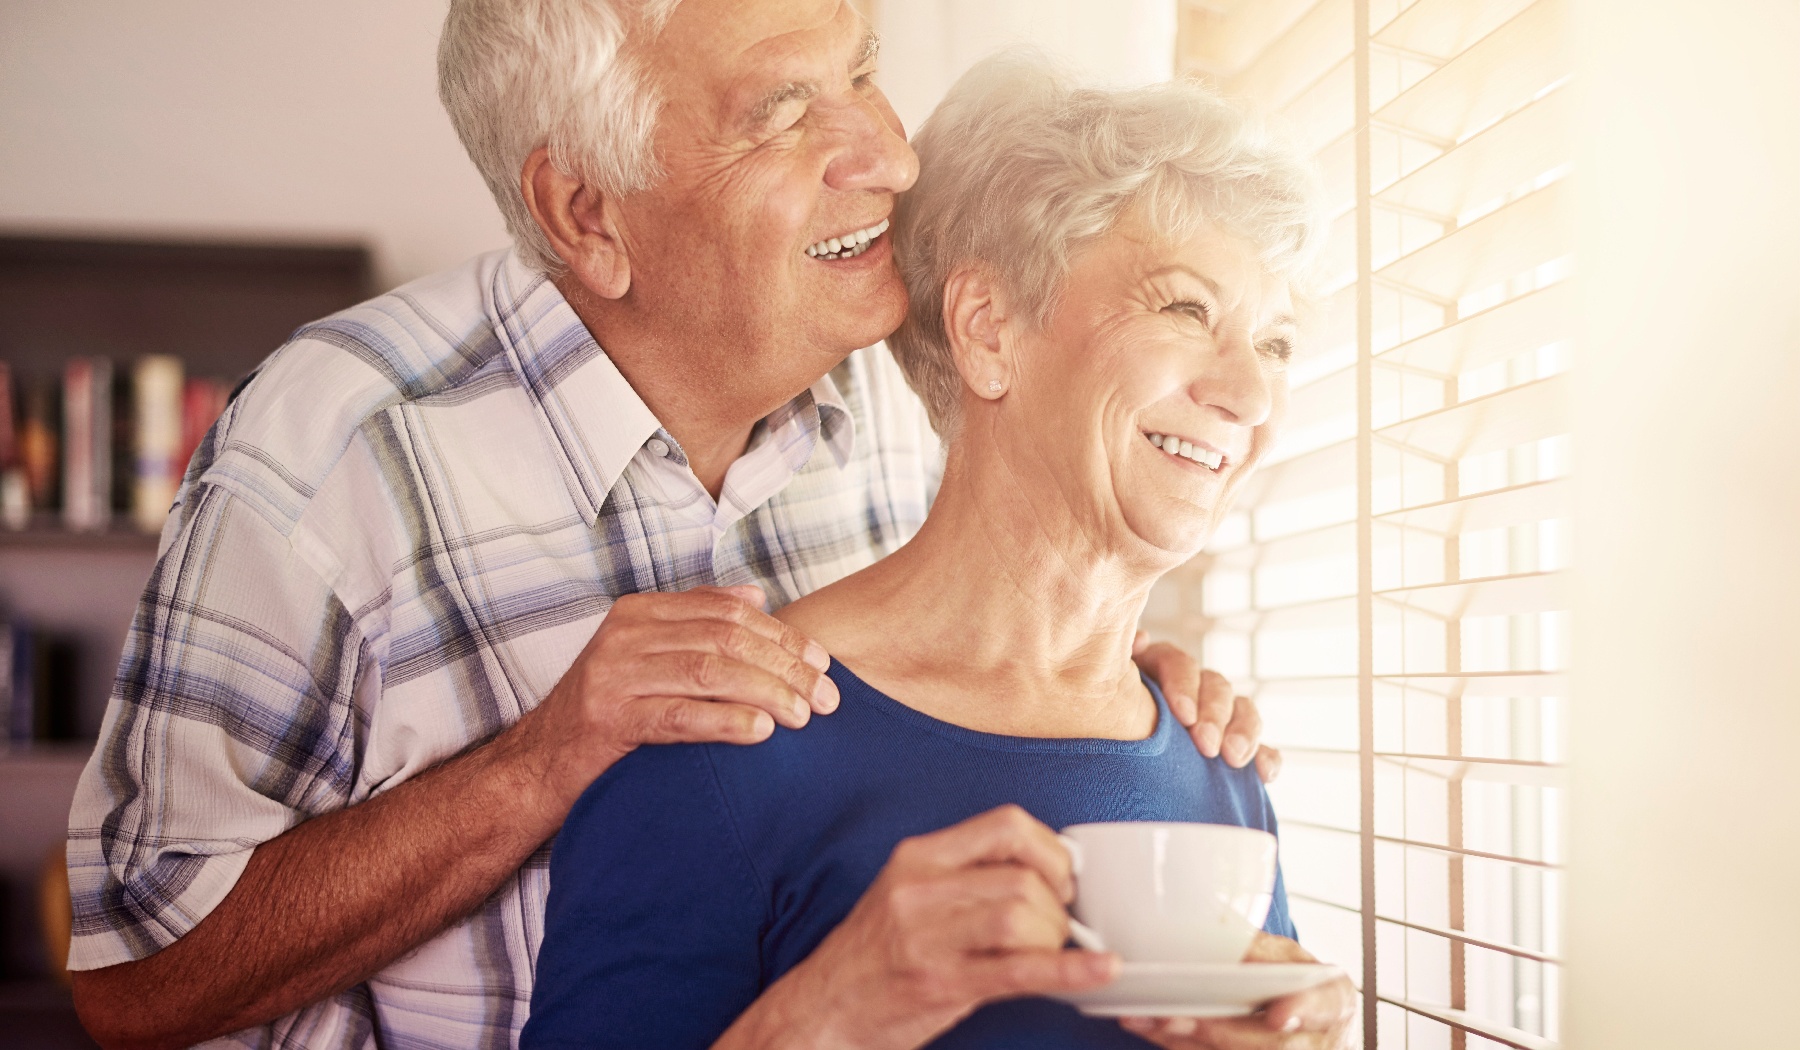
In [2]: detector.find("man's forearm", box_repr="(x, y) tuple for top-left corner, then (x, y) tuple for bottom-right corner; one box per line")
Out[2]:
(71, 706), (592, 1050)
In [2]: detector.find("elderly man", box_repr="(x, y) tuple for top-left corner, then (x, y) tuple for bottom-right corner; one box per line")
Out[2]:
(65, 1), (1272, 1048)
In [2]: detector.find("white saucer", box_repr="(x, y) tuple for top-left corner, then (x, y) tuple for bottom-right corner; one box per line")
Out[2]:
(1052, 962), (1343, 1018)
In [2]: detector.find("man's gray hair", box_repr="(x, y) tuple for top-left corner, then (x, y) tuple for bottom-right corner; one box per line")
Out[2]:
(889, 51), (1327, 436)
(439, 0), (684, 273)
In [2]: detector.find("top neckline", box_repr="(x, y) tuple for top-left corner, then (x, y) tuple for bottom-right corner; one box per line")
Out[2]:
(826, 658), (1177, 757)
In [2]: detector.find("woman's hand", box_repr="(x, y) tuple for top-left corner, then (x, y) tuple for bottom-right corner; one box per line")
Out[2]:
(716, 804), (1119, 1050)
(1119, 934), (1359, 1050)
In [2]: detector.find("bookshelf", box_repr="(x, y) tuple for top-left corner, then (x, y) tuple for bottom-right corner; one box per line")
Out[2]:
(0, 234), (372, 1030)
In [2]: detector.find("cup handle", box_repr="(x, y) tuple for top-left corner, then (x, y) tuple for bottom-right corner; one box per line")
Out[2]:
(1056, 835), (1108, 953)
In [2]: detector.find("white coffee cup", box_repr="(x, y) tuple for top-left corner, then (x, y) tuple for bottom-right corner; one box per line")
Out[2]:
(1059, 821), (1277, 965)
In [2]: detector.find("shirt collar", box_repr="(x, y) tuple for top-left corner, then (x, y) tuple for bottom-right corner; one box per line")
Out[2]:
(488, 250), (858, 524)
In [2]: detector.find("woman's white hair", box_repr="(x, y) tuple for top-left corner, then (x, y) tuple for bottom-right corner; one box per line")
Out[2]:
(889, 51), (1327, 436)
(438, 0), (684, 274)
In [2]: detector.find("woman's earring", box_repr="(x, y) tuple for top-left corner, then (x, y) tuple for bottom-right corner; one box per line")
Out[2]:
(987, 379), (1003, 395)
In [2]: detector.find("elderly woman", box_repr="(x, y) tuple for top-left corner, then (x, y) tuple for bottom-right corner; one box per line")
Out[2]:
(524, 53), (1356, 1050)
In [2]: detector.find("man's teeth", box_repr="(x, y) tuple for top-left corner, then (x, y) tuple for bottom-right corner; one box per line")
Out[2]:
(1146, 432), (1223, 471)
(805, 218), (890, 260)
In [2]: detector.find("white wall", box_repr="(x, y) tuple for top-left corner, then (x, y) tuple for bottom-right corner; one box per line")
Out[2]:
(1567, 1), (1800, 1047)
(875, 0), (1177, 138)
(0, 0), (507, 288)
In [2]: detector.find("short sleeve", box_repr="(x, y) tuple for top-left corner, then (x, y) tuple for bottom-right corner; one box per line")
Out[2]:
(64, 481), (366, 970)
(524, 743), (770, 1050)
(1260, 789), (1299, 942)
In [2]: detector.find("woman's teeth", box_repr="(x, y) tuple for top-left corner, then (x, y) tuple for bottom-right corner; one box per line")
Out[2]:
(805, 218), (890, 260)
(1146, 432), (1224, 471)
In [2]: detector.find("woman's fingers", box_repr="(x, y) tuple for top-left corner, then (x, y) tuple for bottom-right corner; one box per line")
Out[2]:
(900, 863), (1075, 953)
(894, 804), (1075, 902)
(961, 948), (1120, 1003)
(1122, 1014), (1344, 1050)
(1256, 974), (1358, 1038)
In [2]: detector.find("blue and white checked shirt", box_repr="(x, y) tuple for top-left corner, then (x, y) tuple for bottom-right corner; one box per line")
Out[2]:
(66, 248), (938, 1049)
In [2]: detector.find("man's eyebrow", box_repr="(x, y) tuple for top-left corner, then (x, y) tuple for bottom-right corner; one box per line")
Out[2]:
(742, 31), (881, 130)
(851, 28), (880, 72)
(747, 81), (819, 128)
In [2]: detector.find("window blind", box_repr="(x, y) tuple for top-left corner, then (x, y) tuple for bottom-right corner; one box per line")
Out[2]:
(1151, 2), (1572, 1047)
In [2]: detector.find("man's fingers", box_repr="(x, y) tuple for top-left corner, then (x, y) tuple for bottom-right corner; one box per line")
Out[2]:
(630, 651), (814, 730)
(897, 805), (1075, 902)
(624, 696), (776, 746)
(1254, 744), (1283, 784)
(635, 586), (835, 698)
(1134, 641), (1203, 729)
(1220, 691), (1264, 769)
(687, 619), (838, 715)
(1191, 669), (1236, 759)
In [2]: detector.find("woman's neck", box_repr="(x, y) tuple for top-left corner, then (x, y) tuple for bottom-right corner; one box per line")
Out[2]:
(785, 436), (1168, 739)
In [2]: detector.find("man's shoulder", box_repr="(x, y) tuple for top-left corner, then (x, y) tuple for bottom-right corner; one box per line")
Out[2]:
(199, 250), (525, 532)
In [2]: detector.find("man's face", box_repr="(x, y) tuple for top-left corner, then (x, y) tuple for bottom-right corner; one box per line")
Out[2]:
(613, 0), (917, 417)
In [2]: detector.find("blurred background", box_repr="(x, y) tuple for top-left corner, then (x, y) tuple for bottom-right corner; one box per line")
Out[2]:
(0, 2), (1794, 1049)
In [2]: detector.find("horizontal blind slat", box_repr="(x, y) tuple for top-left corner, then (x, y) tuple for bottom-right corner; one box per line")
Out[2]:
(1376, 178), (1570, 301)
(1376, 372), (1568, 461)
(1377, 477), (1570, 536)
(1378, 281), (1571, 376)
(1374, 568), (1568, 619)
(1226, 0), (1352, 111)
(1371, 0), (1570, 143)
(1284, 819), (1562, 871)
(1179, 0), (1333, 78)
(1379, 997), (1560, 1050)
(1236, 436), (1356, 506)
(1372, 0), (1536, 61)
(1376, 87), (1571, 219)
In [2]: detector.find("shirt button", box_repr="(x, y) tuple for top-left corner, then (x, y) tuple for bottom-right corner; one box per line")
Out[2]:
(647, 438), (671, 458)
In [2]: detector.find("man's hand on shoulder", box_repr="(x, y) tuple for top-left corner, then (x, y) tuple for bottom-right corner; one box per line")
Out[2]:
(1131, 632), (1281, 784)
(513, 585), (840, 811)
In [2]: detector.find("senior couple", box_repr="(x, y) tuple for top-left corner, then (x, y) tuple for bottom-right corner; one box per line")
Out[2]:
(66, 0), (1353, 1048)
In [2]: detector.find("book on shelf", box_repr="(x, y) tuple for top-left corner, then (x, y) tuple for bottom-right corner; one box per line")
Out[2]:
(0, 618), (80, 744)
(3, 356), (233, 535)
(61, 357), (112, 532)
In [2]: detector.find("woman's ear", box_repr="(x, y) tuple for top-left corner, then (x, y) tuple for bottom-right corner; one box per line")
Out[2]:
(519, 146), (632, 300)
(942, 266), (1013, 401)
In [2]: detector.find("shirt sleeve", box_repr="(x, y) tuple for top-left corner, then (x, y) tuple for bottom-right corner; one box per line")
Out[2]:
(1260, 788), (1300, 942)
(64, 479), (367, 970)
(525, 742), (771, 1050)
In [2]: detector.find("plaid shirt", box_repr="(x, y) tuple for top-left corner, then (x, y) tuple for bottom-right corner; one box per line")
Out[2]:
(66, 248), (938, 1049)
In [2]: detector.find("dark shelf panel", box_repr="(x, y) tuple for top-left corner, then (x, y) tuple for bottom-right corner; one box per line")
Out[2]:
(0, 522), (158, 551)
(0, 232), (374, 381)
(0, 742), (98, 766)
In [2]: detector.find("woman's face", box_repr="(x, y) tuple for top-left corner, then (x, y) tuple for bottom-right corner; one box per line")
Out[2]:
(1004, 213), (1294, 564)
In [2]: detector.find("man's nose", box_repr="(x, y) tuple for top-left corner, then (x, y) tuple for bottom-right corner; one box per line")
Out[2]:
(824, 91), (920, 195)
(1193, 330), (1275, 429)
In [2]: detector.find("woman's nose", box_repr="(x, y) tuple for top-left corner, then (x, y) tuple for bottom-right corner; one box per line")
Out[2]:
(823, 90), (920, 195)
(1193, 330), (1275, 428)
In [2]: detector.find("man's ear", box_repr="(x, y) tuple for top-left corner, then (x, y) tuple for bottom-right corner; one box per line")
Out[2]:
(942, 266), (1013, 402)
(519, 147), (631, 300)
